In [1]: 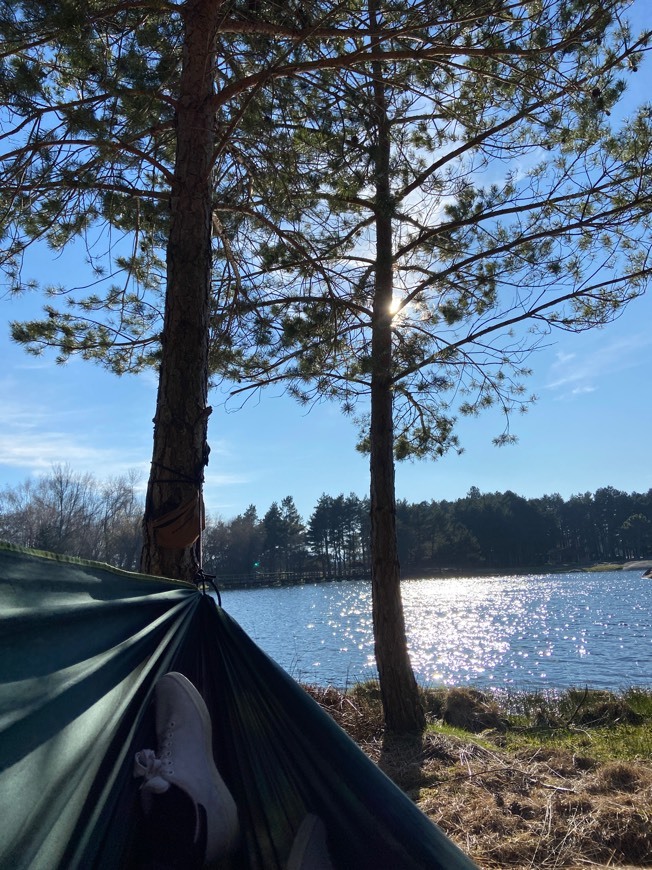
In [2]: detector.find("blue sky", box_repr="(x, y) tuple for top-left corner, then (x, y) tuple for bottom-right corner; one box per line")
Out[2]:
(4, 283), (650, 523)
(2, 8), (651, 524)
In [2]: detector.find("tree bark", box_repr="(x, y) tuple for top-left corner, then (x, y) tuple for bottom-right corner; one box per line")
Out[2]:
(368, 0), (425, 735)
(140, 0), (223, 581)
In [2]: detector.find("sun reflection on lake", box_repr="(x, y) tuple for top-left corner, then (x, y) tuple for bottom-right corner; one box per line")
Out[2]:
(222, 571), (652, 690)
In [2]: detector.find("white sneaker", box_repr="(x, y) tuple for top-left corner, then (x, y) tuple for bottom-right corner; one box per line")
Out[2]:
(287, 814), (335, 870)
(134, 672), (239, 864)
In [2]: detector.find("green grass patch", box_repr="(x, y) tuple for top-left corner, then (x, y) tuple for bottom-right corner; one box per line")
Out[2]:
(310, 683), (652, 763)
(309, 682), (652, 868)
(424, 685), (652, 762)
(500, 721), (652, 762)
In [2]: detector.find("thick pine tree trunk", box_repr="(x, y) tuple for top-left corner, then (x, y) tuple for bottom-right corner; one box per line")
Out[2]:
(369, 1), (425, 735)
(140, 0), (223, 581)
(369, 345), (425, 734)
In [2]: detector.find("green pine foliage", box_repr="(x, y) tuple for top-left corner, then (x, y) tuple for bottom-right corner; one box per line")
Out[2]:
(217, 2), (652, 461)
(2, 2), (651, 457)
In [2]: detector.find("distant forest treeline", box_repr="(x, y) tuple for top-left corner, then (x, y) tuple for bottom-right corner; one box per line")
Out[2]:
(1, 466), (651, 579)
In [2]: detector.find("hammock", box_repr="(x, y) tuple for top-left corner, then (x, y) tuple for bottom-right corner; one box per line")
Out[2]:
(0, 543), (477, 870)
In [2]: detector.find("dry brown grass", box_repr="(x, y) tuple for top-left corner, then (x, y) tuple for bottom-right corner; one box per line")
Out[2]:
(305, 684), (652, 869)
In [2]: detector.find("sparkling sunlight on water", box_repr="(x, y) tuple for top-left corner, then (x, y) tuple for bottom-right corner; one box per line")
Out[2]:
(221, 571), (652, 691)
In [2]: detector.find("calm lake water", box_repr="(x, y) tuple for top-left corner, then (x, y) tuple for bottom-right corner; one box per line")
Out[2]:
(218, 571), (652, 692)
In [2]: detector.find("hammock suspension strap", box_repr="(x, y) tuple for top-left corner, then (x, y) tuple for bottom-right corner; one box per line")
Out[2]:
(149, 461), (221, 602)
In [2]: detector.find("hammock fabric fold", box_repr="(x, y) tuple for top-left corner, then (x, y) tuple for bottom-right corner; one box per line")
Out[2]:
(0, 544), (477, 870)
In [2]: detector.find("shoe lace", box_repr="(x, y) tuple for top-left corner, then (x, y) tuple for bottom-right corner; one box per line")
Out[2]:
(133, 720), (176, 794)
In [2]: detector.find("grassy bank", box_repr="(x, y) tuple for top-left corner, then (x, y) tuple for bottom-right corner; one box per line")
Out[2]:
(306, 684), (652, 869)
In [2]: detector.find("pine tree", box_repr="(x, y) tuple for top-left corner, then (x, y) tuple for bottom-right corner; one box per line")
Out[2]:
(220, 1), (652, 731)
(1, 0), (384, 580)
(3, 0), (652, 733)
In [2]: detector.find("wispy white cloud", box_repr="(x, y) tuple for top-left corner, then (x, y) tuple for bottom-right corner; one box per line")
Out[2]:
(0, 428), (149, 477)
(204, 473), (255, 494)
(0, 382), (148, 479)
(206, 438), (236, 458)
(551, 350), (576, 369)
(8, 360), (55, 371)
(546, 331), (652, 399)
(0, 380), (255, 511)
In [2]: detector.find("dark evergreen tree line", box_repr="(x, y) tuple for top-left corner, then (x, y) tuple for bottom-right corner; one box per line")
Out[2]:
(2, 469), (650, 576)
(397, 486), (652, 573)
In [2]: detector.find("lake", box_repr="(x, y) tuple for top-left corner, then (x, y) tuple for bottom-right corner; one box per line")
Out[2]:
(218, 570), (652, 692)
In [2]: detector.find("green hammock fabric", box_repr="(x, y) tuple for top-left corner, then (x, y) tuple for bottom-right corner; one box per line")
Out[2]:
(0, 544), (477, 870)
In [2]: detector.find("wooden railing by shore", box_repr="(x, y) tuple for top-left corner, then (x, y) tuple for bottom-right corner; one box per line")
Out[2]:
(209, 560), (652, 590)
(213, 568), (371, 589)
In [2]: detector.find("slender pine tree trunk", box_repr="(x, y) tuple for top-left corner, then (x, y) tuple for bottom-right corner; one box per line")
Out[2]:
(368, 0), (425, 735)
(140, 0), (223, 581)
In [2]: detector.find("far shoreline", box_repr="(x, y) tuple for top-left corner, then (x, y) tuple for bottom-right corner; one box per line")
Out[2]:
(219, 560), (652, 590)
(401, 558), (652, 581)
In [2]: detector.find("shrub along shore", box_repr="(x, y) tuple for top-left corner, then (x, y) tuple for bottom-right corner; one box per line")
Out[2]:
(306, 684), (652, 869)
